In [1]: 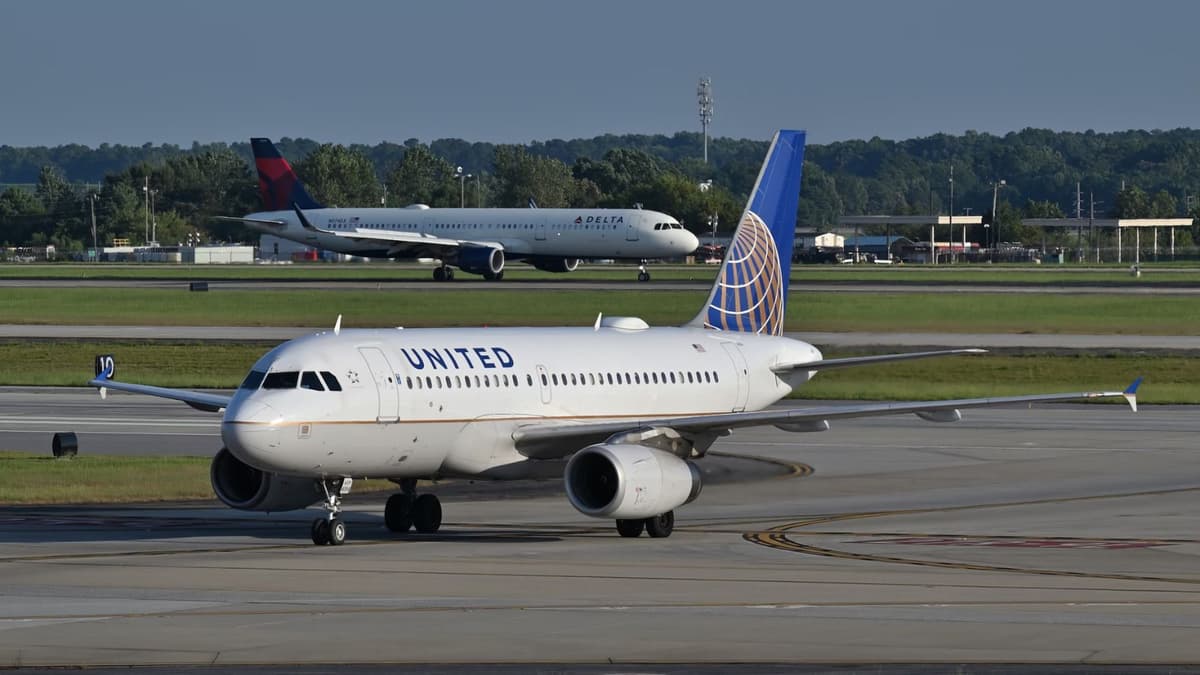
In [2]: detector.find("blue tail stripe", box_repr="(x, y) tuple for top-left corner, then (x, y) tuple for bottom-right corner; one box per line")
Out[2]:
(689, 130), (806, 336)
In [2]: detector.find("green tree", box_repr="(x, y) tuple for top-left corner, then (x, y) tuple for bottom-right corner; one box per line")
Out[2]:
(293, 144), (381, 207)
(1113, 185), (1150, 218)
(492, 145), (577, 208)
(385, 145), (457, 207)
(1150, 189), (1177, 218)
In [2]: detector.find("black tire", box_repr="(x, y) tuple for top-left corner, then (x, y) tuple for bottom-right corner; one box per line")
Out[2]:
(412, 493), (443, 533)
(433, 267), (447, 282)
(637, 272), (650, 282)
(385, 493), (415, 533)
(328, 517), (346, 546)
(616, 519), (644, 538)
(645, 511), (674, 538)
(311, 518), (330, 545)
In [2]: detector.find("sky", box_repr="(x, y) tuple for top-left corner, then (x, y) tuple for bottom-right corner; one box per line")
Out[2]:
(5, 0), (1200, 148)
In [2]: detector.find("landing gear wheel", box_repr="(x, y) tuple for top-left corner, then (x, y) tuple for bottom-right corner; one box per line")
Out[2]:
(327, 517), (346, 546)
(446, 267), (455, 280)
(412, 493), (442, 533)
(385, 493), (414, 533)
(433, 266), (447, 282)
(616, 518), (645, 538)
(644, 511), (674, 538)
(311, 518), (330, 545)
(637, 271), (650, 282)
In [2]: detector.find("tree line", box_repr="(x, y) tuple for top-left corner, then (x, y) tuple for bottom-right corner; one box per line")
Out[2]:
(2, 128), (1200, 251)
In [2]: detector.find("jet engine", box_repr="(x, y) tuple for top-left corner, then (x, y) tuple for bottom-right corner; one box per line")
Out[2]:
(529, 256), (580, 273)
(564, 444), (702, 519)
(456, 245), (505, 276)
(210, 447), (324, 512)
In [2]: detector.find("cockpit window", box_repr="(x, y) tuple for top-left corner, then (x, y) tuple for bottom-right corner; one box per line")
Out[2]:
(300, 371), (325, 391)
(320, 371), (342, 391)
(240, 370), (266, 390)
(262, 371), (300, 389)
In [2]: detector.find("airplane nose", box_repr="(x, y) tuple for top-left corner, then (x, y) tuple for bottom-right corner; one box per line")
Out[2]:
(681, 230), (700, 252)
(221, 401), (283, 465)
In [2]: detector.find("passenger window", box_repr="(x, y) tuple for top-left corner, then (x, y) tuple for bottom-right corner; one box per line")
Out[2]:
(570, 374), (577, 386)
(687, 372), (694, 383)
(527, 374), (534, 386)
(300, 372), (325, 391)
(634, 373), (641, 384)
(704, 372), (711, 383)
(713, 372), (720, 383)
(406, 377), (413, 389)
(606, 373), (614, 385)
(465, 376), (472, 389)
(484, 376), (490, 388)
(552, 374), (559, 385)
(262, 371), (299, 389)
(240, 370), (267, 390)
(320, 371), (342, 391)
(669, 372), (676, 384)
(541, 373), (548, 386)
(425, 376), (432, 389)
(652, 373), (659, 384)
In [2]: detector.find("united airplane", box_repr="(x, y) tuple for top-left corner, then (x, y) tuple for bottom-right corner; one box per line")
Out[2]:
(220, 138), (698, 281)
(93, 130), (1139, 546)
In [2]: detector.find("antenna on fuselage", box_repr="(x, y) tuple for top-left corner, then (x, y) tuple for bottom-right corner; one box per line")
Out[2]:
(334, 314), (342, 336)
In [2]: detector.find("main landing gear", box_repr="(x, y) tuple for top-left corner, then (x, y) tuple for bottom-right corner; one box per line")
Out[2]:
(637, 262), (650, 282)
(615, 511), (674, 538)
(432, 265), (455, 282)
(311, 478), (348, 546)
(384, 479), (443, 534)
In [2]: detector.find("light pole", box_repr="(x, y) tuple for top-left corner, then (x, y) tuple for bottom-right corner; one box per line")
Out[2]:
(142, 176), (150, 244)
(990, 179), (1006, 261)
(697, 77), (713, 164)
(455, 167), (472, 208)
(947, 164), (954, 263)
(87, 193), (99, 258)
(149, 189), (158, 245)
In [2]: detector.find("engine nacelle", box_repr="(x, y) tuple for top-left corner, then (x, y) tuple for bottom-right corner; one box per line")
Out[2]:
(529, 256), (580, 273)
(564, 444), (702, 519)
(456, 245), (504, 276)
(210, 447), (324, 512)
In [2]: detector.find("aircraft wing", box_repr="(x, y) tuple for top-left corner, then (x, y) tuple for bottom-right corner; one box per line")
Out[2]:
(90, 361), (230, 413)
(290, 204), (501, 257)
(773, 348), (986, 373)
(512, 380), (1142, 460)
(213, 215), (288, 228)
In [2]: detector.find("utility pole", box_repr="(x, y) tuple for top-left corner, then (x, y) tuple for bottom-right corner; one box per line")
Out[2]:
(87, 193), (98, 259)
(697, 77), (713, 164)
(948, 164), (954, 263)
(142, 176), (149, 244)
(990, 179), (1006, 261)
(1076, 182), (1083, 263)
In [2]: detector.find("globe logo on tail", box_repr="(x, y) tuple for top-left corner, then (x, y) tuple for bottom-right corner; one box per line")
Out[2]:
(703, 210), (785, 337)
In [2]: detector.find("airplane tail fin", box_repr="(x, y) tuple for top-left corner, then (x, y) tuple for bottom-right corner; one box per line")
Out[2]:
(687, 130), (806, 336)
(250, 138), (325, 211)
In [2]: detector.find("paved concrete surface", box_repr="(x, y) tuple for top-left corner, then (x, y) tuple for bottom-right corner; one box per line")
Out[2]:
(1, 400), (1197, 667)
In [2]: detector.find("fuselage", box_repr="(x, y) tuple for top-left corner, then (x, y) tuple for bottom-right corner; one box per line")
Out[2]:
(221, 323), (821, 481)
(247, 207), (699, 260)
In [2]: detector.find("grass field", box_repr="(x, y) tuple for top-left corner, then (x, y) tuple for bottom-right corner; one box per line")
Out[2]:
(3, 286), (1200, 334)
(0, 451), (398, 504)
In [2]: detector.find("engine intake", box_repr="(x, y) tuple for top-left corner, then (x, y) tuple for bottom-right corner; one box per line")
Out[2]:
(210, 447), (324, 512)
(564, 444), (702, 519)
(529, 256), (580, 273)
(456, 245), (504, 276)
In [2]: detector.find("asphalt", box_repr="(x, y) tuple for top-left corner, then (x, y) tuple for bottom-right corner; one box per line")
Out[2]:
(1, 397), (1197, 667)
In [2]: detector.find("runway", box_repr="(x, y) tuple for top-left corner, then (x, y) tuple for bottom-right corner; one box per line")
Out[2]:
(2, 395), (1198, 667)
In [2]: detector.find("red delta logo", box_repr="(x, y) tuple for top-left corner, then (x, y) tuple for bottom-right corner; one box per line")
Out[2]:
(574, 217), (583, 224)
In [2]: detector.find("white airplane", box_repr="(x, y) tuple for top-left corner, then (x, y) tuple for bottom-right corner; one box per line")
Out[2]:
(220, 138), (698, 281)
(93, 130), (1140, 546)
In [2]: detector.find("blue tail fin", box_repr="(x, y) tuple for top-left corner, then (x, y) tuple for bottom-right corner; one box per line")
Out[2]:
(688, 130), (806, 336)
(251, 138), (325, 211)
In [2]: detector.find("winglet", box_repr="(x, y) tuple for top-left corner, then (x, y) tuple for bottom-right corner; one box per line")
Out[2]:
(292, 202), (322, 232)
(334, 314), (342, 336)
(1123, 376), (1143, 413)
(594, 312), (603, 331)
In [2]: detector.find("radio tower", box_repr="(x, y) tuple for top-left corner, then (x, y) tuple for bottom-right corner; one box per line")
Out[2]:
(697, 77), (713, 163)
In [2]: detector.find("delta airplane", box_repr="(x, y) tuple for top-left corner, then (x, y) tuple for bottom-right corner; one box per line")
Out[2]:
(220, 138), (699, 281)
(94, 130), (1139, 546)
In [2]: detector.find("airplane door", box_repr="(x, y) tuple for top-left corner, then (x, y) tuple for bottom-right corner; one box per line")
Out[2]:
(535, 365), (552, 404)
(535, 223), (547, 241)
(625, 220), (639, 241)
(358, 347), (400, 423)
(720, 342), (749, 412)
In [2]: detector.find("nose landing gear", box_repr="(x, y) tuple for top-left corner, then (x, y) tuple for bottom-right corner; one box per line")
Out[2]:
(311, 478), (348, 546)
